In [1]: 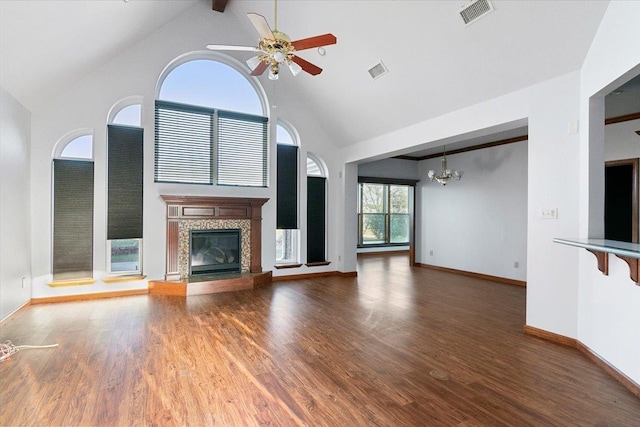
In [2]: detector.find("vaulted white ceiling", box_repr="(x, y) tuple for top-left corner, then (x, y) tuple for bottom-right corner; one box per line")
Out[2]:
(0, 0), (610, 147)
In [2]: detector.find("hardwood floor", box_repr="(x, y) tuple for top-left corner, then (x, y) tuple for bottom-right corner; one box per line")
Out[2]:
(1, 253), (638, 426)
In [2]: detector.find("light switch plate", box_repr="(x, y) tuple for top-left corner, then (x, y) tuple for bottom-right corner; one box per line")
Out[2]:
(539, 208), (558, 219)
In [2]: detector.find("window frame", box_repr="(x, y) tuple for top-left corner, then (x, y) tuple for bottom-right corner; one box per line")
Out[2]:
(357, 177), (417, 248)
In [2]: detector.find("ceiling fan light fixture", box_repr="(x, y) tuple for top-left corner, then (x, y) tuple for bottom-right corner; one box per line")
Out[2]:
(246, 55), (263, 72)
(273, 50), (286, 63)
(268, 65), (280, 80)
(288, 60), (302, 76)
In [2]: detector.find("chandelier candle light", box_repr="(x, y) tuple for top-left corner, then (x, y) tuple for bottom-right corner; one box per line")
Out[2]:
(427, 147), (464, 185)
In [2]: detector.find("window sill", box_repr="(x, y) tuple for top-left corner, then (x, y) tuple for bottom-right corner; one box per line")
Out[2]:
(48, 278), (96, 288)
(306, 261), (331, 267)
(103, 275), (147, 283)
(274, 263), (303, 270)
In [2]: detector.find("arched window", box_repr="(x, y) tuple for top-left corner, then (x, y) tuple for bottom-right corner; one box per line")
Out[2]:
(52, 133), (95, 280)
(107, 102), (144, 276)
(307, 153), (328, 265)
(60, 134), (93, 159)
(307, 154), (326, 177)
(276, 121), (300, 266)
(159, 59), (263, 114)
(112, 104), (142, 127)
(155, 57), (268, 186)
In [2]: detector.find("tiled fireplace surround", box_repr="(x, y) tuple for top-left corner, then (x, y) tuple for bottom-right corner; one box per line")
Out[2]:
(151, 195), (271, 296)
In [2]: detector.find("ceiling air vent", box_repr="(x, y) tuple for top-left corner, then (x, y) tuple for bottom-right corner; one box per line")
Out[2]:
(368, 61), (388, 80)
(459, 0), (494, 26)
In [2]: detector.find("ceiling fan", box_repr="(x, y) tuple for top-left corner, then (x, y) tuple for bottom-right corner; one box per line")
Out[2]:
(206, 0), (337, 80)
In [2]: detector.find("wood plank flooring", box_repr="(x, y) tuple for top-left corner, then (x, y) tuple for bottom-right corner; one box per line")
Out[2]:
(1, 253), (638, 426)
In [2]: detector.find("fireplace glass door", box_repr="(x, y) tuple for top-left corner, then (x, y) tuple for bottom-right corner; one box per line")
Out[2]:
(190, 229), (241, 276)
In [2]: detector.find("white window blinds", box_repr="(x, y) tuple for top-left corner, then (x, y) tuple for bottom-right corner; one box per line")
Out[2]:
(155, 100), (268, 186)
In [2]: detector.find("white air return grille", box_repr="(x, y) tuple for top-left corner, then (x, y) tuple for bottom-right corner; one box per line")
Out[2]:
(459, 0), (494, 26)
(368, 61), (388, 80)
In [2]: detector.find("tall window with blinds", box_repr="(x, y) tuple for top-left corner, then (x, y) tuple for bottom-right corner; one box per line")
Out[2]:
(52, 159), (94, 280)
(107, 124), (144, 275)
(155, 100), (268, 187)
(307, 176), (327, 264)
(107, 125), (143, 239)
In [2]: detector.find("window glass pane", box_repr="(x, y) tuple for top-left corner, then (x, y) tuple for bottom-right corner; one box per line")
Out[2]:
(361, 213), (386, 244)
(390, 185), (409, 213)
(276, 229), (298, 263)
(113, 104), (141, 127)
(277, 124), (294, 145)
(390, 214), (410, 243)
(110, 239), (141, 273)
(61, 135), (93, 159)
(159, 60), (262, 115)
(307, 157), (322, 177)
(358, 183), (412, 246)
(361, 183), (386, 213)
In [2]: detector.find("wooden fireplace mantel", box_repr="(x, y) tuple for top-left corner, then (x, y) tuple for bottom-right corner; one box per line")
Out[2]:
(161, 195), (269, 278)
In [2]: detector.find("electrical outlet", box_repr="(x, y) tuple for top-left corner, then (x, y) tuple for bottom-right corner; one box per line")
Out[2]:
(514, 261), (519, 268)
(338, 255), (341, 261)
(21, 277), (25, 288)
(539, 208), (558, 219)
(429, 250), (434, 256)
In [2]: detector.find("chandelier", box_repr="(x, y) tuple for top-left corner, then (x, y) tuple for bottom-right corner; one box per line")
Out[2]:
(427, 147), (463, 185)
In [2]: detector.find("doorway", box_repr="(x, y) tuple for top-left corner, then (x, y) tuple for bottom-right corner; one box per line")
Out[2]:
(604, 158), (639, 243)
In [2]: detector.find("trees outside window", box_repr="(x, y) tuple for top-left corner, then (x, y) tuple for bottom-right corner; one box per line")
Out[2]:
(358, 183), (410, 246)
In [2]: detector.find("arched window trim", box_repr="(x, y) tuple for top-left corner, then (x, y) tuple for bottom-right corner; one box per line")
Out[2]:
(155, 51), (270, 119)
(52, 129), (94, 160)
(107, 96), (144, 126)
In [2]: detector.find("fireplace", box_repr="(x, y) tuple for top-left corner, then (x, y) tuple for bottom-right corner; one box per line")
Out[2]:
(152, 196), (271, 296)
(160, 195), (269, 281)
(190, 229), (241, 276)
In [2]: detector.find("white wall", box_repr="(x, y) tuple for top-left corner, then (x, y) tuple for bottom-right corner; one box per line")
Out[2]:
(27, 1), (344, 298)
(417, 142), (528, 281)
(577, 1), (640, 385)
(357, 158), (419, 181)
(1, 87), (31, 320)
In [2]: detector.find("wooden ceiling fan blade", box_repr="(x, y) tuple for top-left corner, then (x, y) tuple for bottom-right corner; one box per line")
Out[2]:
(250, 61), (269, 76)
(291, 56), (323, 76)
(206, 45), (258, 52)
(212, 0), (228, 13)
(292, 34), (337, 51)
(247, 13), (274, 40)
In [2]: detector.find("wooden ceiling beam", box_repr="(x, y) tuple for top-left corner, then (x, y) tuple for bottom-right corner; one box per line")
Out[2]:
(212, 0), (228, 13)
